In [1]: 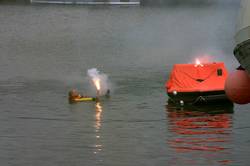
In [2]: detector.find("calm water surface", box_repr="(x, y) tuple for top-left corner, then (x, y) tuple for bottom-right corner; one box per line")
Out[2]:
(1, 1), (250, 166)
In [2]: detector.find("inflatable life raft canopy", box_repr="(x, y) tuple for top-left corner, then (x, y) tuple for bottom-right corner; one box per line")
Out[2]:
(166, 62), (228, 93)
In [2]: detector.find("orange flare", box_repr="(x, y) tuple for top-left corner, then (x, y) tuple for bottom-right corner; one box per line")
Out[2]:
(93, 78), (101, 91)
(195, 58), (204, 67)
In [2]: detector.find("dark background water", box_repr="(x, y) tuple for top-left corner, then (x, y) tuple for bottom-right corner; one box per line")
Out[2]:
(1, 1), (250, 166)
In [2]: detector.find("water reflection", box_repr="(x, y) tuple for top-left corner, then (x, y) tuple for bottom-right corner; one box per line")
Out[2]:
(94, 102), (103, 154)
(166, 101), (234, 165)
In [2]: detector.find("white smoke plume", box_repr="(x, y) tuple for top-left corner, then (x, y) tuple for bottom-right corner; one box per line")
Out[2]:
(87, 68), (111, 96)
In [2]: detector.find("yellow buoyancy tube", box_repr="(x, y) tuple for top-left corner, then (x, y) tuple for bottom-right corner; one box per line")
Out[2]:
(68, 89), (96, 103)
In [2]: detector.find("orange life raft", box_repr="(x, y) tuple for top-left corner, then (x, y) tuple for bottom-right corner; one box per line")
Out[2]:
(166, 62), (231, 104)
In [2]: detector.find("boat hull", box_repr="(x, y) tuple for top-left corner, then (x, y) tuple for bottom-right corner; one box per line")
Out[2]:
(167, 90), (231, 105)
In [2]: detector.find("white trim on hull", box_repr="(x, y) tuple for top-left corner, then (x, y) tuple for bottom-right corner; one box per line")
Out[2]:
(234, 0), (250, 74)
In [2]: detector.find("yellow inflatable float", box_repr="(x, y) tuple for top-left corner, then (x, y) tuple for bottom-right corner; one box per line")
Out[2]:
(71, 97), (96, 102)
(68, 89), (96, 103)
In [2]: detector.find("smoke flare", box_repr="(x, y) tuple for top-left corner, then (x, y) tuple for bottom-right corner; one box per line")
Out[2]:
(87, 68), (110, 96)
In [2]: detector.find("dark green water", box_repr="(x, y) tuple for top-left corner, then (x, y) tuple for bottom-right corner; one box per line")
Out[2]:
(1, 2), (250, 166)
